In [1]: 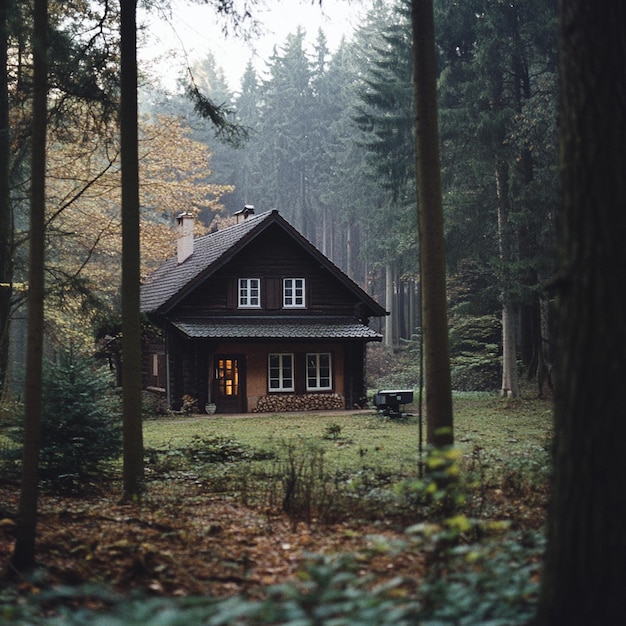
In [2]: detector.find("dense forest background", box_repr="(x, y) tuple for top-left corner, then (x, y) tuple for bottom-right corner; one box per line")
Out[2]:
(1, 0), (558, 398)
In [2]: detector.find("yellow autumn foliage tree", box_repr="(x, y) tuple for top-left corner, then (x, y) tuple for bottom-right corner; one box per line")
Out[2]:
(43, 113), (233, 349)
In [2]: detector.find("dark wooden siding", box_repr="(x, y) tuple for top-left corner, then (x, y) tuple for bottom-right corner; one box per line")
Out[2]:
(176, 224), (359, 317)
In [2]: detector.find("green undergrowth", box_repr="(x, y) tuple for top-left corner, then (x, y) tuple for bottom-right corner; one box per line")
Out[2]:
(1, 525), (544, 625)
(1, 392), (551, 624)
(141, 393), (552, 522)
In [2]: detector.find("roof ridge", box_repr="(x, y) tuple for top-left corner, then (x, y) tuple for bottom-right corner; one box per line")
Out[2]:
(196, 208), (275, 244)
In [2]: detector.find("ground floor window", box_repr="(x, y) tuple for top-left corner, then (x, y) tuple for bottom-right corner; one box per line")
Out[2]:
(306, 352), (332, 390)
(269, 353), (294, 391)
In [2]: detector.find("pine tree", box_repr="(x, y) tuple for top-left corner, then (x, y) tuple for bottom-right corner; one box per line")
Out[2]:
(435, 0), (558, 395)
(255, 28), (315, 236)
(6, 351), (122, 492)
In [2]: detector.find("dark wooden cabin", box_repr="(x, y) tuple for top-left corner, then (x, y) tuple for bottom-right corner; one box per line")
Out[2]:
(140, 209), (387, 414)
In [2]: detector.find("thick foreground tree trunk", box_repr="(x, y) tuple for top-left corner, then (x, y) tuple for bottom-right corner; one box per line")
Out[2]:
(0, 0), (12, 395)
(411, 0), (453, 447)
(535, 1), (626, 623)
(10, 0), (47, 573)
(120, 0), (144, 500)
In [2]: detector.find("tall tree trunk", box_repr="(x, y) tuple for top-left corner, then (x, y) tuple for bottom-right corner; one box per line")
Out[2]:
(0, 0), (12, 395)
(10, 0), (47, 573)
(120, 0), (144, 501)
(411, 0), (453, 447)
(384, 263), (394, 348)
(500, 300), (519, 397)
(344, 221), (348, 279)
(535, 1), (626, 623)
(495, 157), (520, 397)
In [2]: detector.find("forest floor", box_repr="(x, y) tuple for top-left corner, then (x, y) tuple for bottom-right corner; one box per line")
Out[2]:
(0, 472), (547, 607)
(0, 479), (428, 599)
(0, 398), (551, 619)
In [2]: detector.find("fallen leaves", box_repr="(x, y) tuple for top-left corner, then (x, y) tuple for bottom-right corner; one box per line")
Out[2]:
(0, 480), (428, 602)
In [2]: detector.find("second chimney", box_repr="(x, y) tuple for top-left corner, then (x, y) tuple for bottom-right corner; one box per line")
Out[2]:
(176, 211), (194, 264)
(234, 204), (255, 224)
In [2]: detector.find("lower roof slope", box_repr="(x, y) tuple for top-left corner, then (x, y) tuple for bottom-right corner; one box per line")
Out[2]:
(171, 317), (383, 341)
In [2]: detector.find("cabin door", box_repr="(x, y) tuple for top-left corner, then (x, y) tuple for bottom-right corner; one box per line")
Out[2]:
(213, 355), (245, 413)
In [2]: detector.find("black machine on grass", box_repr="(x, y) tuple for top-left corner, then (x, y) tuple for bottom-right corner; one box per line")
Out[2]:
(374, 389), (414, 419)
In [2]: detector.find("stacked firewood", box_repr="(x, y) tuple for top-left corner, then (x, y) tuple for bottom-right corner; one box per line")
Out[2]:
(254, 393), (344, 413)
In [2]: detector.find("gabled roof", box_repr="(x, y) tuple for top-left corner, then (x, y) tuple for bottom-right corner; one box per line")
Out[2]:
(140, 209), (387, 318)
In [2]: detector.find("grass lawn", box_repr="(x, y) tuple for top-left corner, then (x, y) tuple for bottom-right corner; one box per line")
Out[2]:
(142, 391), (553, 478)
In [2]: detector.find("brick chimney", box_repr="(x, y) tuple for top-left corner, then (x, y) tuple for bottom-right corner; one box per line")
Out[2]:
(176, 211), (194, 264)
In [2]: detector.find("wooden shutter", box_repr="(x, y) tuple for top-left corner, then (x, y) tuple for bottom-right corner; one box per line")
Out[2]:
(266, 277), (281, 310)
(227, 279), (236, 309)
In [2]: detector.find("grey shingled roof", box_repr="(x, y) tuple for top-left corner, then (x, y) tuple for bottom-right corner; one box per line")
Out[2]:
(171, 317), (383, 340)
(140, 209), (387, 318)
(140, 210), (275, 314)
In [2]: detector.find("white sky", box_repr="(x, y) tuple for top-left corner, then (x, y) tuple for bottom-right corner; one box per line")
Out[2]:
(138, 0), (372, 91)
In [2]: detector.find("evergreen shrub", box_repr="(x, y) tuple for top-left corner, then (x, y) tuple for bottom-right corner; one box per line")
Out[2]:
(449, 315), (501, 391)
(4, 349), (122, 492)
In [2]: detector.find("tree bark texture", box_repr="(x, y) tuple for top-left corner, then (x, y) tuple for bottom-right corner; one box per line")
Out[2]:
(500, 300), (519, 398)
(535, 1), (626, 623)
(411, 0), (453, 447)
(10, 0), (47, 573)
(385, 263), (394, 347)
(120, 0), (144, 500)
(0, 0), (12, 395)
(495, 157), (520, 398)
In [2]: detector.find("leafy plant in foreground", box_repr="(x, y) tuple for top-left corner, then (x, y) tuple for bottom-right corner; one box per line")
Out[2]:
(394, 447), (466, 518)
(2, 537), (542, 625)
(410, 524), (544, 625)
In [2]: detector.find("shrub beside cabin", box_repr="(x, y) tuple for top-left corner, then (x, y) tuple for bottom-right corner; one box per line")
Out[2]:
(140, 208), (387, 414)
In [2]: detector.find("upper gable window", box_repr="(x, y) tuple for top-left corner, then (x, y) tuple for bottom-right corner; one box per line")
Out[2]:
(283, 278), (306, 308)
(239, 278), (261, 308)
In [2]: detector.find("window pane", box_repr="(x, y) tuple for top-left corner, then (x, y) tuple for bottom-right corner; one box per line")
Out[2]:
(284, 278), (305, 308)
(306, 353), (332, 390)
(250, 279), (259, 305)
(269, 353), (294, 391)
(239, 278), (261, 307)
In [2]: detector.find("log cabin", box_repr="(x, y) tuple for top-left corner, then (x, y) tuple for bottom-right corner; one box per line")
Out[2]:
(140, 208), (387, 414)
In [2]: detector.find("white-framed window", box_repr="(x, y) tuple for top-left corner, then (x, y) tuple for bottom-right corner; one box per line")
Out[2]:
(238, 278), (261, 308)
(283, 278), (306, 308)
(306, 353), (332, 390)
(268, 353), (294, 391)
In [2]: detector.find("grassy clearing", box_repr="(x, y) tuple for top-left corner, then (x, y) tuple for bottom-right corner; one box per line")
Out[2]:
(139, 391), (553, 530)
(143, 391), (553, 475)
